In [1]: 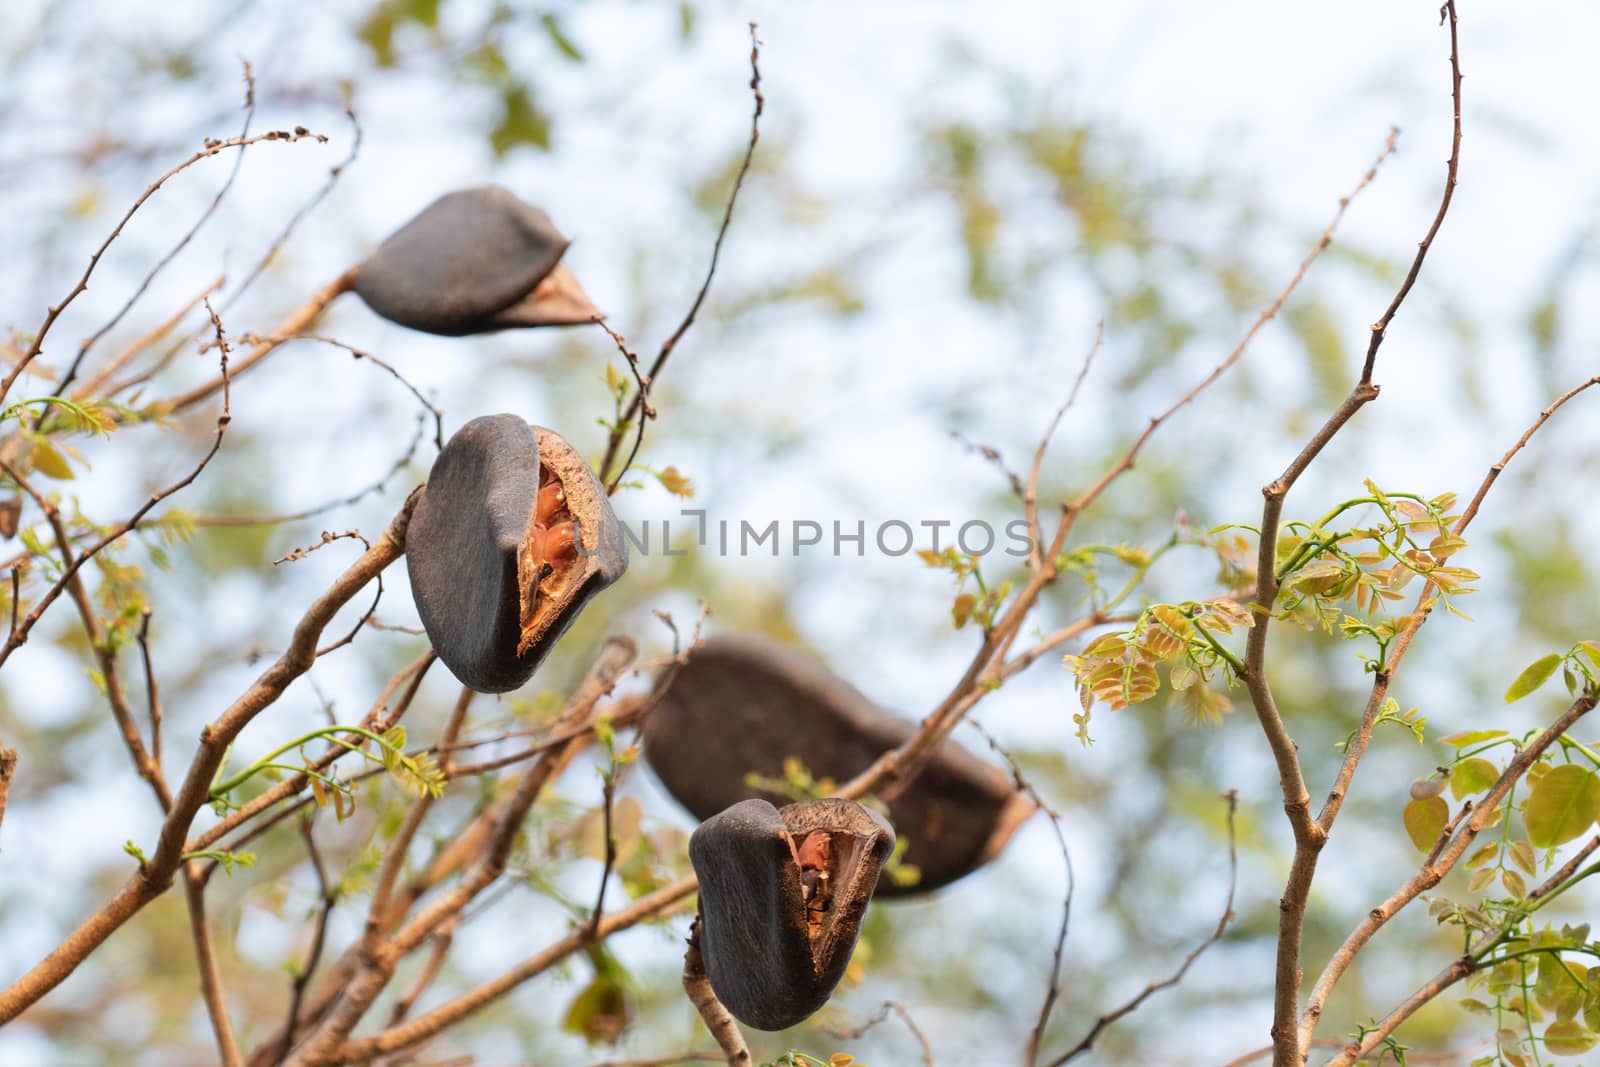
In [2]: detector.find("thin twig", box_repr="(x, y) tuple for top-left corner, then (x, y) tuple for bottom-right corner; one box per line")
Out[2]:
(0, 743), (16, 846)
(0, 495), (414, 1023)
(1025, 321), (1103, 571)
(136, 608), (163, 771)
(597, 22), (764, 487)
(0, 457), (171, 808)
(161, 266), (358, 414)
(1303, 692), (1596, 1053)
(181, 411), (427, 529)
(0, 126), (327, 408)
(52, 61), (258, 401)
(1046, 790), (1238, 1066)
(185, 860), (244, 1067)
(0, 300), (236, 672)
(279, 816), (335, 1067)
(822, 1001), (937, 1067)
(682, 918), (752, 1067)
(223, 333), (444, 450)
(1256, 12), (1462, 1062)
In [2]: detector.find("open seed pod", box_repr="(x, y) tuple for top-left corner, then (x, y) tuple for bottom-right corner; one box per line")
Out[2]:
(354, 185), (601, 336)
(406, 414), (627, 692)
(689, 797), (894, 1031)
(643, 633), (1035, 895)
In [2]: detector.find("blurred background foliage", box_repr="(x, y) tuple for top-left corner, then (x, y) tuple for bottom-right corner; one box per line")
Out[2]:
(2, 1), (1599, 1064)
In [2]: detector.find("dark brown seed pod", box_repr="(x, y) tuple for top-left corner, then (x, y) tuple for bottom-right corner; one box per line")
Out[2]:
(643, 633), (1035, 895)
(689, 797), (894, 1032)
(354, 185), (601, 336)
(406, 414), (627, 692)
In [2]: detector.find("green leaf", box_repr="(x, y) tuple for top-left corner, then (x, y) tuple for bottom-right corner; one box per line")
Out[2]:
(653, 465), (694, 499)
(489, 83), (552, 156)
(1524, 765), (1600, 849)
(540, 14), (585, 62)
(1441, 729), (1508, 748)
(1543, 1018), (1596, 1057)
(28, 439), (74, 479)
(1403, 795), (1449, 853)
(1506, 652), (1563, 702)
(1449, 757), (1499, 799)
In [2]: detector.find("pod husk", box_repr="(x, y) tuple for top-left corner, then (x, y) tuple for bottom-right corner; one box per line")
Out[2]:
(406, 415), (627, 692)
(354, 185), (600, 336)
(644, 634), (1035, 895)
(689, 797), (893, 1031)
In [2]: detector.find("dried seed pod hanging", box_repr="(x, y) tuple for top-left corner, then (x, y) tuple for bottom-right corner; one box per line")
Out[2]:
(643, 633), (1035, 895)
(689, 797), (894, 1031)
(406, 414), (627, 692)
(354, 185), (601, 336)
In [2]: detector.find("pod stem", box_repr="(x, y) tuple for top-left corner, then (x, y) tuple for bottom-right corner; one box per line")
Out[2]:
(683, 916), (752, 1067)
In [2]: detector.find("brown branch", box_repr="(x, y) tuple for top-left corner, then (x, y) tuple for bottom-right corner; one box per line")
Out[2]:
(0, 305), (235, 673)
(332, 876), (698, 1062)
(0, 742), (16, 845)
(584, 1055), (725, 1067)
(161, 266), (358, 414)
(1252, 13), (1462, 1063)
(682, 918), (752, 1067)
(279, 816), (335, 1067)
(0, 494), (414, 1024)
(0, 126), (328, 408)
(1302, 692), (1596, 1052)
(135, 609), (164, 770)
(181, 411), (427, 529)
(286, 637), (638, 1064)
(69, 275), (224, 402)
(1045, 790), (1238, 1067)
(824, 1001), (937, 1067)
(1358, 4), (1462, 385)
(597, 22), (764, 487)
(1025, 321), (1103, 571)
(955, 721), (1069, 1067)
(0, 457), (171, 809)
(386, 916), (457, 1028)
(52, 61), (258, 401)
(225, 333), (444, 450)
(184, 861), (244, 1067)
(190, 649), (434, 868)
(219, 105), (362, 317)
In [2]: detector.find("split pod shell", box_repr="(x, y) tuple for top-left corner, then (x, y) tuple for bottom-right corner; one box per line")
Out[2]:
(354, 185), (601, 336)
(689, 797), (894, 1031)
(406, 414), (626, 692)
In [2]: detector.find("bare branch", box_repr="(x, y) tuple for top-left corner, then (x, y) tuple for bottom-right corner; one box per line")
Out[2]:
(597, 22), (764, 487)
(823, 1000), (938, 1067)
(52, 61), (258, 401)
(1046, 791), (1238, 1066)
(280, 816), (335, 1067)
(184, 861), (244, 1067)
(0, 495), (414, 1023)
(161, 266), (359, 414)
(0, 126), (328, 408)
(682, 918), (752, 1067)
(0, 742), (16, 846)
(1303, 691), (1596, 1051)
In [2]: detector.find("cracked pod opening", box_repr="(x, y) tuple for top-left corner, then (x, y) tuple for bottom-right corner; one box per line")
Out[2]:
(644, 633), (1036, 895)
(354, 185), (601, 336)
(406, 415), (626, 692)
(689, 798), (894, 1031)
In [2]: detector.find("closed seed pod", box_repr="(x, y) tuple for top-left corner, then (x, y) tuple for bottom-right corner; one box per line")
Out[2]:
(354, 185), (601, 336)
(689, 797), (894, 1031)
(643, 634), (1035, 895)
(406, 414), (627, 692)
